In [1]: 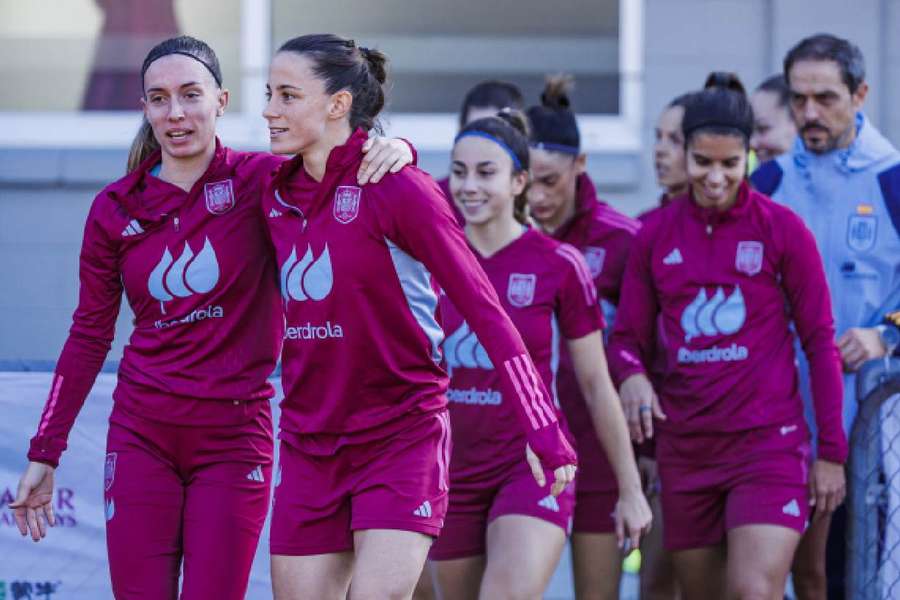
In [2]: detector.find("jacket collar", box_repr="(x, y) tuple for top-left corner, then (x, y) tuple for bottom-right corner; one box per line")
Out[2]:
(272, 128), (368, 213)
(110, 138), (230, 223)
(792, 112), (898, 174)
(551, 173), (600, 240)
(685, 179), (754, 226)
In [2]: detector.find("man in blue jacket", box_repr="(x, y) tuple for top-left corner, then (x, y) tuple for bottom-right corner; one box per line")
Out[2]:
(752, 33), (900, 600)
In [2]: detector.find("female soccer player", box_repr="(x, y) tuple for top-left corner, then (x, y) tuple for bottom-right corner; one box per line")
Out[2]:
(10, 36), (412, 600)
(653, 93), (695, 209)
(525, 75), (648, 600)
(428, 109), (650, 599)
(436, 80), (525, 224)
(750, 75), (798, 166)
(608, 73), (847, 599)
(261, 34), (577, 600)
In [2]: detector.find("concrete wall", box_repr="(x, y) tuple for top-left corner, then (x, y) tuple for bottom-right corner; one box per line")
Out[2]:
(2, 0), (899, 364)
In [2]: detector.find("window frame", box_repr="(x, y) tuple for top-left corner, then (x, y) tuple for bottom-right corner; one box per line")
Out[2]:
(0, 0), (643, 153)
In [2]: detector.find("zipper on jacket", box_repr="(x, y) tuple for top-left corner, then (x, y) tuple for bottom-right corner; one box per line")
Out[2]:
(173, 215), (180, 232)
(706, 223), (713, 236)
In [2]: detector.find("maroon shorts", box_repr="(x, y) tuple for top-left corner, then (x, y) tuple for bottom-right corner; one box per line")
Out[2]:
(567, 426), (619, 534)
(105, 402), (273, 600)
(270, 411), (451, 556)
(572, 489), (618, 534)
(429, 460), (575, 561)
(657, 420), (811, 551)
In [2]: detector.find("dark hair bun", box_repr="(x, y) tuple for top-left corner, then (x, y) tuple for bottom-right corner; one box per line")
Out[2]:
(703, 71), (746, 96)
(360, 47), (388, 85)
(681, 71), (754, 146)
(495, 108), (531, 138)
(541, 74), (574, 110)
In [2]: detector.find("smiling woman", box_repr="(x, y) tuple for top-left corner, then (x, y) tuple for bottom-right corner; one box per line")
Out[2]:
(260, 33), (577, 600)
(607, 71), (847, 600)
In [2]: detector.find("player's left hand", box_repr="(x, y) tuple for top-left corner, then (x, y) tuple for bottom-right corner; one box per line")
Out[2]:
(809, 459), (846, 520)
(525, 444), (576, 497)
(837, 327), (887, 372)
(614, 486), (652, 552)
(357, 137), (413, 185)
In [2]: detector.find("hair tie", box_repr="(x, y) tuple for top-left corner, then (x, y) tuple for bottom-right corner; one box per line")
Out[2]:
(145, 51), (222, 86)
(683, 117), (752, 141)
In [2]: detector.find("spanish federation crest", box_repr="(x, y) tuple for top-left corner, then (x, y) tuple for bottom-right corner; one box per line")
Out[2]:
(735, 241), (764, 276)
(334, 186), (362, 224)
(204, 179), (235, 215)
(582, 247), (606, 278)
(104, 452), (118, 491)
(507, 273), (537, 307)
(847, 214), (877, 252)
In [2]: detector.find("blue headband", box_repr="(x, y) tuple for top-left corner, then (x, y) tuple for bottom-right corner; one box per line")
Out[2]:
(530, 141), (580, 156)
(454, 130), (524, 171)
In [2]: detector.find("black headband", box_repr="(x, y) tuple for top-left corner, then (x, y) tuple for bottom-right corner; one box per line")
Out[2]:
(142, 51), (222, 87)
(683, 116), (752, 141)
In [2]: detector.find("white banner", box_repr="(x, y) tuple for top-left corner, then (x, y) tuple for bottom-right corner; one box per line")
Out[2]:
(0, 373), (277, 600)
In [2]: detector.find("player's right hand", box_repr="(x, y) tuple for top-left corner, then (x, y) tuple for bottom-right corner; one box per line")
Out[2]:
(525, 444), (577, 497)
(9, 461), (56, 542)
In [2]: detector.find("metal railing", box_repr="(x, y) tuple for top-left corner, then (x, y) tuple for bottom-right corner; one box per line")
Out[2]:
(847, 357), (900, 599)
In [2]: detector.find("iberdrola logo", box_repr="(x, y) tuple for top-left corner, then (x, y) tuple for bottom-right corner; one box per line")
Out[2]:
(280, 244), (333, 304)
(677, 285), (749, 365)
(148, 237), (220, 314)
(680, 285), (746, 342)
(443, 321), (494, 375)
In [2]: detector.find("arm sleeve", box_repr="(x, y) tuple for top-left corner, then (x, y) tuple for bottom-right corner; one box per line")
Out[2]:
(375, 170), (576, 469)
(606, 229), (660, 387)
(780, 214), (847, 463)
(554, 245), (605, 340)
(28, 198), (124, 467)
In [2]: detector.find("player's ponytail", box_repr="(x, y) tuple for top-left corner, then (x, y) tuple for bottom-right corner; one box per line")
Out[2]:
(526, 74), (580, 156)
(127, 119), (160, 174)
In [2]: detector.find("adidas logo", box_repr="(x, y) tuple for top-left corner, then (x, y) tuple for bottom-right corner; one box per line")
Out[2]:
(269, 208), (283, 218)
(246, 465), (265, 483)
(780, 424), (798, 436)
(782, 499), (801, 517)
(413, 500), (432, 518)
(538, 495), (560, 512)
(663, 248), (683, 265)
(121, 219), (145, 237)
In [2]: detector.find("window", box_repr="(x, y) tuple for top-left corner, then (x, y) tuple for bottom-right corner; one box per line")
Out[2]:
(0, 0), (642, 152)
(273, 0), (643, 152)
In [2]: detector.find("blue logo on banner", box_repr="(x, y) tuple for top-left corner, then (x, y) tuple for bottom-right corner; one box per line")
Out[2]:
(7, 580), (60, 599)
(847, 214), (877, 252)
